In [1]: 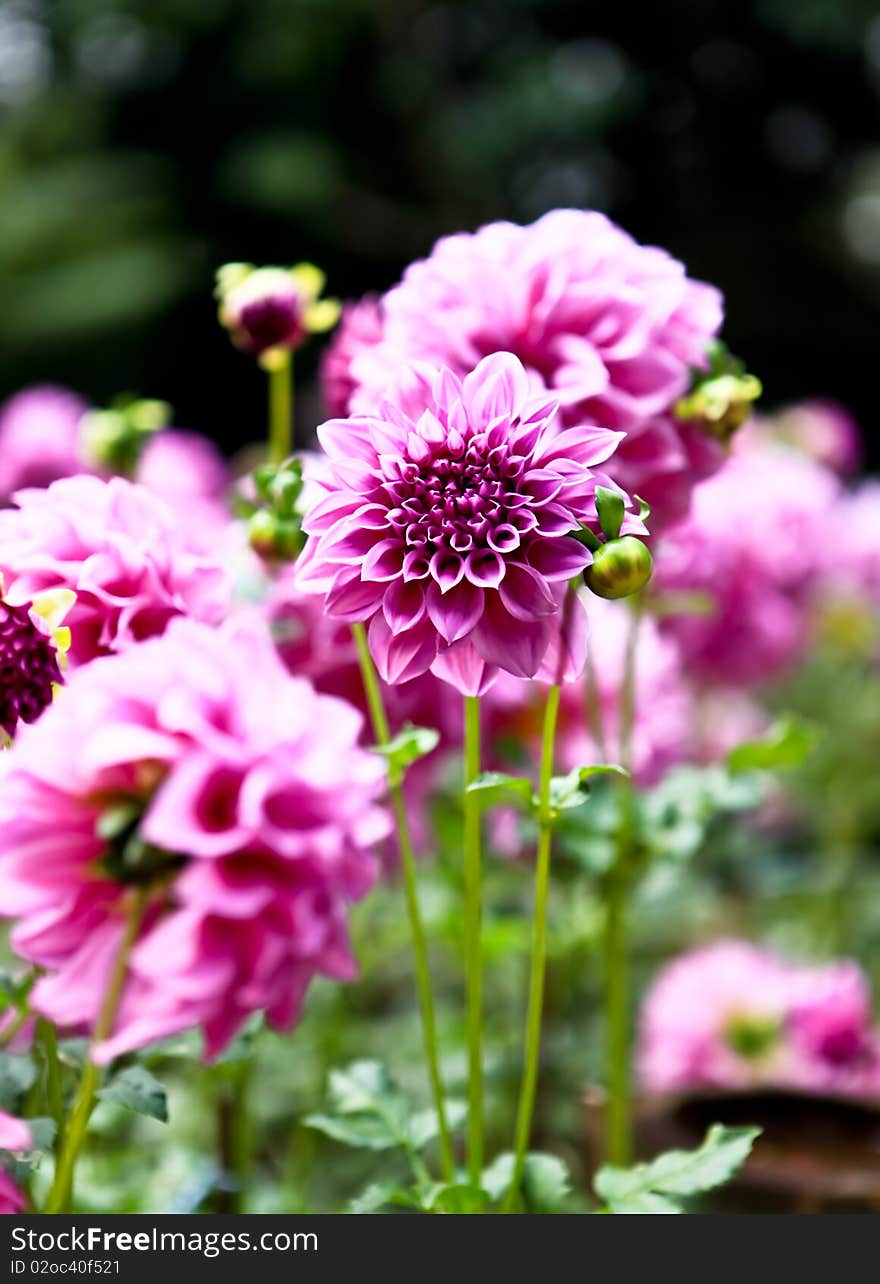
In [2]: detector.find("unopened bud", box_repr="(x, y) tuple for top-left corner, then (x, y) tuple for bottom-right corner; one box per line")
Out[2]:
(216, 263), (340, 368)
(584, 536), (653, 600)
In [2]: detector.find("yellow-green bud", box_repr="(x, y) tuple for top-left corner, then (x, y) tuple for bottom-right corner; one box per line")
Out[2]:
(584, 536), (653, 600)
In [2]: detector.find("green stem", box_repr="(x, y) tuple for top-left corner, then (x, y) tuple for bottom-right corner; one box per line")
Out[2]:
(462, 694), (484, 1186)
(602, 597), (643, 1166)
(351, 622), (454, 1183)
(36, 1018), (64, 1137)
(503, 683), (561, 1213)
(268, 352), (293, 464)
(44, 889), (147, 1214)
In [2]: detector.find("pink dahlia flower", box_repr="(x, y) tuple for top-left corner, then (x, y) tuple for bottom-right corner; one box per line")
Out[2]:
(320, 297), (384, 418)
(329, 209), (724, 530)
(135, 429), (229, 507)
(0, 1109), (30, 1215)
(819, 481), (880, 609)
(653, 435), (840, 686)
(0, 386), (89, 500)
(638, 941), (880, 1099)
(0, 475), (229, 668)
(297, 352), (643, 695)
(0, 615), (389, 1061)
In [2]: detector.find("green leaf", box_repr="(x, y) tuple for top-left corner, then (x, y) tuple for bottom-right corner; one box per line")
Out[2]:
(374, 724), (440, 780)
(427, 1183), (489, 1213)
(304, 1060), (410, 1153)
(97, 1066), (168, 1123)
(635, 494), (651, 525)
(349, 1182), (421, 1214)
(548, 764), (628, 815)
(594, 1124), (761, 1214)
(727, 716), (817, 774)
(0, 1053), (36, 1108)
(595, 486), (625, 541)
(481, 1152), (571, 1212)
(465, 771), (533, 812)
(409, 1099), (467, 1151)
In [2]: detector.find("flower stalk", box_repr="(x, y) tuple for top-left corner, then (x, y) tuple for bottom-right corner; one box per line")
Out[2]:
(44, 888), (147, 1214)
(503, 682), (561, 1212)
(268, 352), (293, 464)
(462, 694), (484, 1187)
(351, 622), (454, 1182)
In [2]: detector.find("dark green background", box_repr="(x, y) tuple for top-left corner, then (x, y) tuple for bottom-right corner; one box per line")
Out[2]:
(2, 0), (879, 462)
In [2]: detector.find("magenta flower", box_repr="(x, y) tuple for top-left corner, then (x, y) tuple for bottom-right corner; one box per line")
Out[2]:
(638, 941), (880, 1099)
(216, 264), (340, 365)
(0, 597), (64, 738)
(0, 615), (389, 1062)
(297, 352), (641, 695)
(320, 297), (384, 418)
(328, 210), (724, 530)
(768, 400), (862, 476)
(654, 434), (840, 686)
(0, 1110), (30, 1215)
(0, 386), (89, 500)
(0, 475), (229, 668)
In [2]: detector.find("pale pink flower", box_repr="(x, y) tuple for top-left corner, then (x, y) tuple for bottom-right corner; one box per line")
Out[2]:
(320, 297), (384, 418)
(638, 941), (880, 1099)
(0, 615), (389, 1061)
(330, 210), (724, 530)
(0, 386), (89, 500)
(765, 400), (862, 476)
(654, 435), (840, 685)
(297, 352), (641, 695)
(0, 476), (229, 668)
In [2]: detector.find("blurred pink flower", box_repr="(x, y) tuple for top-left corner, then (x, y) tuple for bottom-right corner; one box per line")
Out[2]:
(0, 615), (389, 1061)
(820, 481), (880, 608)
(329, 210), (724, 530)
(297, 352), (641, 695)
(654, 435), (840, 685)
(0, 386), (89, 500)
(0, 476), (229, 668)
(0, 1109), (30, 1215)
(135, 429), (229, 507)
(488, 595), (692, 788)
(765, 400), (862, 476)
(320, 297), (384, 418)
(638, 940), (880, 1099)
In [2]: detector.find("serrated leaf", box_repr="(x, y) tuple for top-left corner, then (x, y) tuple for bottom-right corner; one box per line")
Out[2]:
(303, 1112), (401, 1151)
(594, 1124), (760, 1213)
(481, 1152), (571, 1212)
(374, 724), (440, 779)
(465, 771), (533, 812)
(727, 716), (817, 774)
(0, 1053), (36, 1108)
(595, 486), (625, 541)
(409, 1099), (467, 1151)
(97, 1066), (168, 1122)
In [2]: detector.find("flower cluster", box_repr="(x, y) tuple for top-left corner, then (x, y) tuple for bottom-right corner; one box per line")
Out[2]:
(0, 615), (389, 1062)
(638, 940), (880, 1099)
(653, 432), (841, 686)
(0, 476), (229, 669)
(324, 210), (724, 530)
(298, 352), (644, 695)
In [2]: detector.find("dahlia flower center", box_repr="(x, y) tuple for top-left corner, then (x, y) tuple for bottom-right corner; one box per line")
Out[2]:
(725, 1012), (781, 1061)
(0, 599), (62, 738)
(381, 423), (543, 585)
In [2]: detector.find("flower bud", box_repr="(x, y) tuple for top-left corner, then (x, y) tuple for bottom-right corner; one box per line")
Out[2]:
(216, 263), (340, 368)
(676, 372), (762, 442)
(80, 399), (170, 475)
(584, 535), (653, 600)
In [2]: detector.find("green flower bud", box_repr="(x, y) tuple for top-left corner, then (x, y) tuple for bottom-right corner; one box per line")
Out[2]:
(584, 536), (653, 600)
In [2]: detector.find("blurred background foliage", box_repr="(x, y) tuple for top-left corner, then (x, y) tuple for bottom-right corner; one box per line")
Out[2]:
(1, 0), (880, 463)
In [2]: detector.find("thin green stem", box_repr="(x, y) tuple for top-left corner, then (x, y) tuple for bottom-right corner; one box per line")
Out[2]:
(44, 889), (147, 1214)
(502, 683), (561, 1213)
(602, 597), (643, 1166)
(36, 1018), (64, 1137)
(462, 694), (484, 1186)
(268, 352), (293, 464)
(351, 622), (454, 1183)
